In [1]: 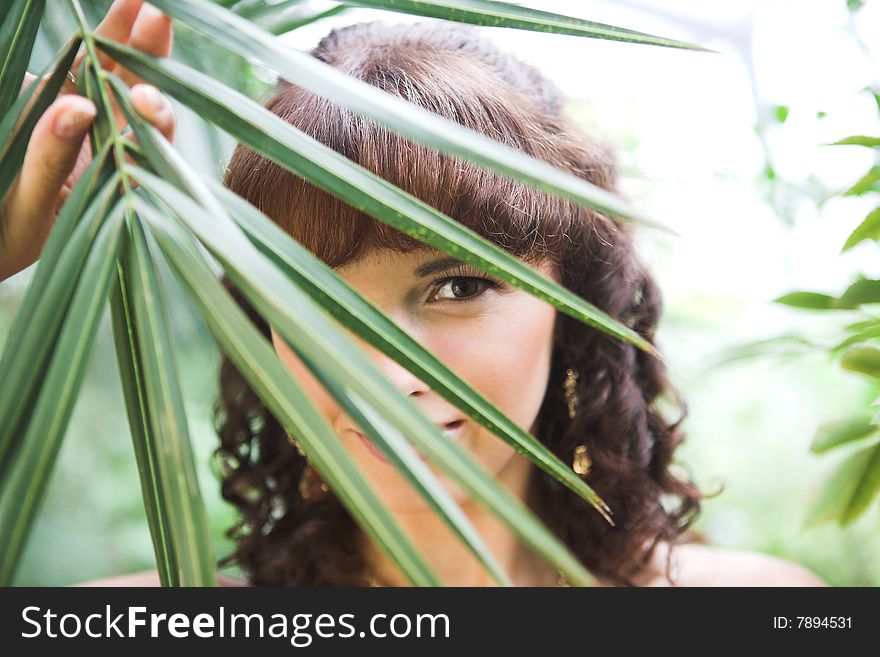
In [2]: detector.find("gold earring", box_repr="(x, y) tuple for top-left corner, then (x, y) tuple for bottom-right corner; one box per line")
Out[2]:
(299, 462), (330, 501)
(564, 367), (580, 419)
(573, 444), (591, 477)
(287, 431), (330, 501)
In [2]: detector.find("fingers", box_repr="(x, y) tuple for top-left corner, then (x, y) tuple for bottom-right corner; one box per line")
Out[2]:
(130, 84), (175, 143)
(116, 4), (174, 88)
(73, 0), (144, 75)
(130, 4), (173, 57)
(5, 95), (96, 273)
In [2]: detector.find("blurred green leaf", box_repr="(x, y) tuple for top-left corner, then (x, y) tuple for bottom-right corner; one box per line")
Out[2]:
(811, 418), (880, 454)
(803, 441), (880, 529)
(842, 207), (880, 252)
(828, 135), (880, 147)
(843, 166), (880, 197)
(832, 322), (880, 353)
(710, 335), (815, 367)
(774, 291), (838, 310)
(841, 346), (880, 378)
(773, 104), (790, 123)
(836, 277), (880, 308)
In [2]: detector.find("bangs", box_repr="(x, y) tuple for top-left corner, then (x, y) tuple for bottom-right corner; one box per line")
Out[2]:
(223, 37), (598, 270)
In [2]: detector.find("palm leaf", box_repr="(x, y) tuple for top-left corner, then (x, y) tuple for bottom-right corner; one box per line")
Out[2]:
(130, 166), (595, 586)
(136, 0), (676, 234)
(0, 0), (47, 118)
(0, 139), (112, 379)
(0, 198), (125, 584)
(0, 33), (80, 199)
(0, 170), (119, 487)
(120, 213), (217, 586)
(93, 37), (657, 356)
(109, 86), (591, 583)
(106, 75), (610, 519)
(109, 247), (180, 587)
(138, 199), (441, 586)
(105, 82), (507, 584)
(343, 0), (707, 50)
(0, 0), (697, 586)
(210, 178), (611, 518)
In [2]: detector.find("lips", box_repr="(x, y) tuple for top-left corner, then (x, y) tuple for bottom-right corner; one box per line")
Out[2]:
(353, 419), (465, 463)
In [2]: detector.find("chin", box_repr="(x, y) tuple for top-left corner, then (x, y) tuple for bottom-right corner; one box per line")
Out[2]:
(344, 426), (521, 512)
(380, 469), (474, 513)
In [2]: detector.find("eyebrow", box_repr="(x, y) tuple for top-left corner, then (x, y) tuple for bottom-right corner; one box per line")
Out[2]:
(413, 256), (468, 278)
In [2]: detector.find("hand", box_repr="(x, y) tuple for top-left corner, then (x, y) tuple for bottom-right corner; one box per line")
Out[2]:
(0, 0), (176, 282)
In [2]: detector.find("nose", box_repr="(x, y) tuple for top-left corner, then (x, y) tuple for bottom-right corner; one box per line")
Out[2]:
(356, 337), (431, 399)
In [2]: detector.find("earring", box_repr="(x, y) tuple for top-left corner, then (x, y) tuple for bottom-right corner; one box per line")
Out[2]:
(564, 367), (580, 418)
(299, 463), (330, 501)
(573, 444), (591, 478)
(287, 432), (330, 501)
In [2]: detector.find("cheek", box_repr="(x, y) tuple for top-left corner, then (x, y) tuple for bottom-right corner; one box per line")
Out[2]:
(428, 299), (557, 481)
(432, 302), (556, 427)
(271, 327), (413, 508)
(270, 328), (339, 426)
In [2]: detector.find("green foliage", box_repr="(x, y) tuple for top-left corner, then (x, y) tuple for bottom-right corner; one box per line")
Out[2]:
(764, 89), (880, 528)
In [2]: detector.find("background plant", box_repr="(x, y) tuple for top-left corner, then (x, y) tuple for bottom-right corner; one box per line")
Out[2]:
(715, 0), (880, 534)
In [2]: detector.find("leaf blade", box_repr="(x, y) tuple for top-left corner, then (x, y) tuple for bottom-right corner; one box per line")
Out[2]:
(93, 40), (657, 356)
(140, 200), (441, 586)
(0, 0), (47, 118)
(342, 0), (707, 50)
(117, 2), (675, 233)
(0, 198), (125, 585)
(133, 178), (596, 586)
(122, 213), (217, 586)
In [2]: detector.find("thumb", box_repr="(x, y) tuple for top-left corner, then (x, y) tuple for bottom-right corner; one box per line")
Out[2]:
(4, 95), (96, 274)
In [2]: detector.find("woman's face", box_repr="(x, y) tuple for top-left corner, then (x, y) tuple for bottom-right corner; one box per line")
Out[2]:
(270, 246), (560, 511)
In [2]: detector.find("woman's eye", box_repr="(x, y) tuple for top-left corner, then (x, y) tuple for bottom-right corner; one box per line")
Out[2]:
(429, 277), (498, 302)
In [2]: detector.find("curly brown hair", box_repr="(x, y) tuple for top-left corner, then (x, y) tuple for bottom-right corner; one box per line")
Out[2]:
(212, 20), (713, 586)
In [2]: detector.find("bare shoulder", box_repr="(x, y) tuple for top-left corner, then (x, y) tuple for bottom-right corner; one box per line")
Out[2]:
(647, 542), (828, 587)
(74, 570), (251, 587)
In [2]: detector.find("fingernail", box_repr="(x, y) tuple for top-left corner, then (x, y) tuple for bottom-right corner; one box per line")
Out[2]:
(140, 85), (166, 115)
(53, 99), (96, 139)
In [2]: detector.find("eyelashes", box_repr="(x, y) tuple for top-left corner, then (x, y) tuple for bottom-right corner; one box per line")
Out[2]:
(426, 264), (504, 303)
